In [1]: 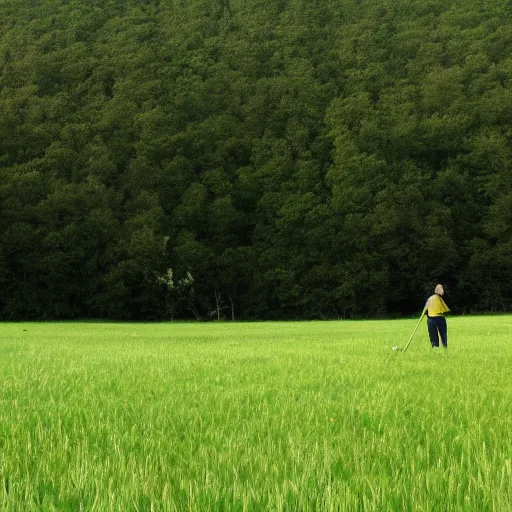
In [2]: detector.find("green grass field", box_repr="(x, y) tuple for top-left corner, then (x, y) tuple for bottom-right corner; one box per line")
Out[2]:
(1, 317), (511, 511)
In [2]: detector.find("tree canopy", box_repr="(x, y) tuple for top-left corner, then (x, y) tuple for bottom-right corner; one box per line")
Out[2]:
(1, 0), (511, 320)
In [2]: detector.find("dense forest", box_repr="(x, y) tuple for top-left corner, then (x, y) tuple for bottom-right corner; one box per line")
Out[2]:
(1, 0), (511, 320)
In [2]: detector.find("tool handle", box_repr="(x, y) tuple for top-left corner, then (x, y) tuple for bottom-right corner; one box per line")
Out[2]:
(403, 311), (426, 352)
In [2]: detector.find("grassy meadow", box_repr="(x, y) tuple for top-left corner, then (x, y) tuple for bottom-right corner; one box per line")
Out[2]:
(0, 317), (511, 511)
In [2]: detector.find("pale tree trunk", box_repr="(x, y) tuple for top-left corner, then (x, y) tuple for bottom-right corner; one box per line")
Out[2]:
(227, 292), (235, 321)
(214, 288), (221, 321)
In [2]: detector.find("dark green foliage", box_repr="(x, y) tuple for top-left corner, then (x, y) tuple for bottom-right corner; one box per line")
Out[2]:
(1, 0), (511, 319)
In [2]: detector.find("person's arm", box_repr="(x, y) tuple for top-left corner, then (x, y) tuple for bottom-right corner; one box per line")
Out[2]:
(422, 297), (430, 316)
(439, 296), (450, 313)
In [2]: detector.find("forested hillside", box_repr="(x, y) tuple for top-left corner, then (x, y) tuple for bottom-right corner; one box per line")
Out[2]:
(1, 0), (511, 320)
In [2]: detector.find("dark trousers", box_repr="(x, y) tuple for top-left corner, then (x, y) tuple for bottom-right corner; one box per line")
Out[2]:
(427, 316), (447, 348)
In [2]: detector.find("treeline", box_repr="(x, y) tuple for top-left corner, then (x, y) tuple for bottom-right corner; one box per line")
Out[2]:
(1, 0), (511, 320)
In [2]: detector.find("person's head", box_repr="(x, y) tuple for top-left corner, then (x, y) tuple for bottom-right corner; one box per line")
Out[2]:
(435, 284), (444, 296)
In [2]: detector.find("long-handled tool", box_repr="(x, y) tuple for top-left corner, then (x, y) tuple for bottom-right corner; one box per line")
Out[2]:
(402, 310), (426, 352)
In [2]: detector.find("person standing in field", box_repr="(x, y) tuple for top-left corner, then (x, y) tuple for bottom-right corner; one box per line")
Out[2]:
(423, 284), (450, 348)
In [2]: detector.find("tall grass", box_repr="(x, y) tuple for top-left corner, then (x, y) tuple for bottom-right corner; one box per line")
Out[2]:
(0, 318), (511, 510)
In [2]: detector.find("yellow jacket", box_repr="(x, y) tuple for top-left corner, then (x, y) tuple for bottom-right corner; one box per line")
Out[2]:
(424, 294), (450, 317)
